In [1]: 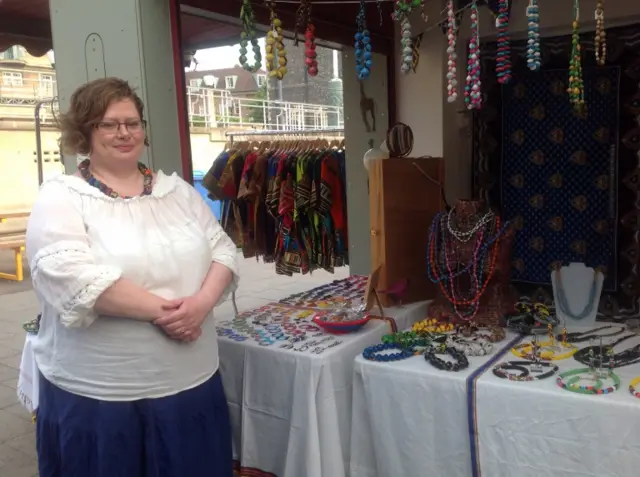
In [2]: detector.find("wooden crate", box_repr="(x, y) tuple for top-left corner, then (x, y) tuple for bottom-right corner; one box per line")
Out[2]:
(369, 156), (445, 307)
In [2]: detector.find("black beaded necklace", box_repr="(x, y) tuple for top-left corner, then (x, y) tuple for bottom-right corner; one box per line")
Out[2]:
(557, 325), (625, 344)
(78, 158), (153, 198)
(424, 345), (469, 372)
(573, 334), (640, 368)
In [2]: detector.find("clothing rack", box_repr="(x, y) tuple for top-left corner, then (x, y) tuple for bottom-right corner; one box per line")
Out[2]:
(226, 128), (344, 145)
(221, 128), (345, 317)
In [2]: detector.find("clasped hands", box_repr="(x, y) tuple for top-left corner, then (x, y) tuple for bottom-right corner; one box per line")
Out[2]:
(154, 293), (213, 343)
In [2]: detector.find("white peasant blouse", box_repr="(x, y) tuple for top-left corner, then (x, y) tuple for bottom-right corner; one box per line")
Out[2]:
(26, 171), (239, 401)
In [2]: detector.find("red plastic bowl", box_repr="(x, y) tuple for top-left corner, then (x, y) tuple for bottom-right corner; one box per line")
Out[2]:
(312, 313), (371, 334)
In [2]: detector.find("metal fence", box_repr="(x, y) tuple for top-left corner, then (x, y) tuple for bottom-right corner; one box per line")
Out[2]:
(186, 86), (344, 131)
(0, 75), (57, 105)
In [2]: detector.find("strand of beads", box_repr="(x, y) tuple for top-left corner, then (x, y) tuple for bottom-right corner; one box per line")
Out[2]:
(446, 0), (458, 103)
(526, 0), (541, 71)
(265, 2), (287, 80)
(465, 1), (482, 110)
(305, 25), (318, 76)
(594, 0), (606, 66)
(393, 0), (416, 74)
(239, 0), (262, 73)
(496, 0), (512, 84)
(355, 0), (372, 80)
(568, 0), (585, 111)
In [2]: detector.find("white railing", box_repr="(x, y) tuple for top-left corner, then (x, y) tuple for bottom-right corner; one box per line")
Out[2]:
(186, 86), (344, 131)
(0, 76), (57, 102)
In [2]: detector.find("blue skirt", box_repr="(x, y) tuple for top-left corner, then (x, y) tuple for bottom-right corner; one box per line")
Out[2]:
(36, 372), (233, 477)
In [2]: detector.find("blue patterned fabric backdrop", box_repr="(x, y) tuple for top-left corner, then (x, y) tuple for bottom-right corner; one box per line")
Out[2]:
(501, 67), (619, 290)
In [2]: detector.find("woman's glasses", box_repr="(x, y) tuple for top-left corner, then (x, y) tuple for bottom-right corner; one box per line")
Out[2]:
(96, 120), (146, 134)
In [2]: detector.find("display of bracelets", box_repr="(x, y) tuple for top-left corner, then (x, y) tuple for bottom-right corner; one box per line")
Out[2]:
(472, 325), (506, 343)
(573, 334), (640, 369)
(511, 336), (578, 361)
(281, 335), (344, 354)
(492, 360), (559, 381)
(447, 335), (494, 357)
(557, 325), (625, 344)
(412, 318), (455, 334)
(279, 275), (368, 309)
(629, 376), (640, 399)
(556, 367), (621, 395)
(424, 344), (470, 372)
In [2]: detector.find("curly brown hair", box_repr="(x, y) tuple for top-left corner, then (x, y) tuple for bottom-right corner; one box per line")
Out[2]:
(58, 77), (146, 155)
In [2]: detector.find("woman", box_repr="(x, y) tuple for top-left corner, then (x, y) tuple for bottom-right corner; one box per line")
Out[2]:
(26, 77), (239, 477)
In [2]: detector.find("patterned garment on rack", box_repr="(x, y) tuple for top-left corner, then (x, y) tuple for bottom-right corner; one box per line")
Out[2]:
(501, 67), (619, 289)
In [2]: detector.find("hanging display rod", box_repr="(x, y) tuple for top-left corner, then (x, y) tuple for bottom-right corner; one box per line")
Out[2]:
(226, 128), (344, 139)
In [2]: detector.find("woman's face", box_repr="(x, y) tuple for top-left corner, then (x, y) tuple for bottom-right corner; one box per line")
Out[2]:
(91, 99), (145, 164)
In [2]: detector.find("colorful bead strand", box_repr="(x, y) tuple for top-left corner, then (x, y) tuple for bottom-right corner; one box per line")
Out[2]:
(446, 0), (458, 103)
(355, 0), (372, 80)
(495, 0), (512, 84)
(239, 0), (262, 73)
(465, 1), (482, 110)
(305, 25), (318, 76)
(526, 0), (541, 71)
(265, 1), (288, 80)
(629, 376), (640, 398)
(568, 0), (585, 110)
(594, 0), (606, 66)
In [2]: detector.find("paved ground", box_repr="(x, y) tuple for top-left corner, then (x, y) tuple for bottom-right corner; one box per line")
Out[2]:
(0, 252), (348, 477)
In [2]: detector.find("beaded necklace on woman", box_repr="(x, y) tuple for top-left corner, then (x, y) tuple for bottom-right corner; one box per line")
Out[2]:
(78, 158), (153, 198)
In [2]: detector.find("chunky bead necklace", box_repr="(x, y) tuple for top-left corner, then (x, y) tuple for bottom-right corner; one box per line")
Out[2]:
(296, 0), (318, 77)
(445, 0), (458, 103)
(265, 1), (288, 80)
(526, 0), (541, 71)
(355, 0), (372, 80)
(239, 0), (262, 73)
(78, 158), (152, 198)
(594, 0), (606, 66)
(495, 0), (512, 84)
(554, 265), (599, 320)
(448, 335), (494, 357)
(393, 0), (417, 74)
(573, 334), (640, 369)
(557, 367), (620, 395)
(362, 342), (415, 362)
(568, 0), (585, 110)
(493, 360), (558, 381)
(424, 345), (469, 372)
(465, 1), (482, 110)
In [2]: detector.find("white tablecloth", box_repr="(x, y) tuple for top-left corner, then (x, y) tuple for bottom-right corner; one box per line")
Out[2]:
(17, 334), (38, 414)
(219, 301), (427, 477)
(349, 331), (522, 477)
(475, 333), (640, 477)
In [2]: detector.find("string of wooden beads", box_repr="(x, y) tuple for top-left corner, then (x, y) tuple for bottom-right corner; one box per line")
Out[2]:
(445, 0), (458, 103)
(239, 0), (262, 73)
(594, 0), (606, 66)
(265, 1), (288, 80)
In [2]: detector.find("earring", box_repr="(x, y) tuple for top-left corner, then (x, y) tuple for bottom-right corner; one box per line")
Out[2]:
(144, 136), (150, 147)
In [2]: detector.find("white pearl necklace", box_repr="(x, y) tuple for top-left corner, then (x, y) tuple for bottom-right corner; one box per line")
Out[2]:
(447, 208), (495, 242)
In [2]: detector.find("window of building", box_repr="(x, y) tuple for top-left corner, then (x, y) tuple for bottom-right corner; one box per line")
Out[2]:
(189, 78), (202, 87)
(40, 74), (55, 95)
(0, 46), (25, 61)
(2, 71), (23, 86)
(203, 75), (219, 88)
(256, 74), (267, 87)
(225, 76), (237, 89)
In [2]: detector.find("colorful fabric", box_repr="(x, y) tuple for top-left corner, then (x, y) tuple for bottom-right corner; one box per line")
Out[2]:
(501, 67), (619, 289)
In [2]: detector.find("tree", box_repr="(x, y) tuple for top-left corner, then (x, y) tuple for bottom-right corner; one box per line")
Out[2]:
(248, 83), (268, 126)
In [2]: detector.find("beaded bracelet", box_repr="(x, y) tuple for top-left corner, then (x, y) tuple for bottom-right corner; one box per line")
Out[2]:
(512, 340), (578, 360)
(424, 346), (469, 372)
(363, 343), (415, 362)
(493, 360), (558, 381)
(629, 376), (640, 398)
(448, 336), (494, 357)
(556, 368), (620, 395)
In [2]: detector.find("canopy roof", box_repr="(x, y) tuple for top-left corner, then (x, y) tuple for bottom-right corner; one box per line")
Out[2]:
(0, 0), (395, 57)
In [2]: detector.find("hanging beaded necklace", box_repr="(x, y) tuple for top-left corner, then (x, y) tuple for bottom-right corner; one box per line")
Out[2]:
(445, 0), (458, 103)
(447, 206), (494, 242)
(265, 1), (288, 80)
(78, 158), (153, 198)
(554, 265), (599, 320)
(239, 0), (262, 73)
(594, 0), (606, 66)
(355, 0), (372, 80)
(393, 0), (416, 74)
(568, 0), (585, 111)
(465, 0), (482, 110)
(495, 0), (512, 84)
(526, 0), (541, 71)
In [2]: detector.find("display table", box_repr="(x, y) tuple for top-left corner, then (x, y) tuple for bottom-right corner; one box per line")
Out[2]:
(220, 300), (427, 477)
(475, 334), (640, 477)
(349, 331), (521, 477)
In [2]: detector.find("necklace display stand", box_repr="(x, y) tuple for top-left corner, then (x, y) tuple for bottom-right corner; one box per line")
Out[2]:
(551, 263), (604, 327)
